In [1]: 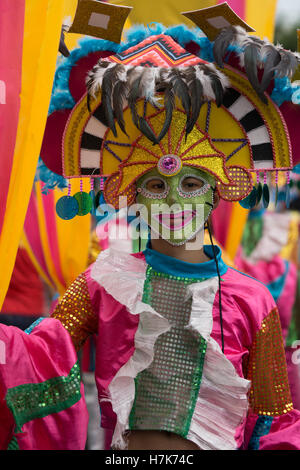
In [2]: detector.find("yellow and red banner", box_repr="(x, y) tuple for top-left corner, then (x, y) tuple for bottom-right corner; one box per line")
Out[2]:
(0, 0), (78, 310)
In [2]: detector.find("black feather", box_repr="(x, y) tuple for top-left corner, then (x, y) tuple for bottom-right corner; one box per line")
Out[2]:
(244, 41), (267, 104)
(112, 80), (128, 136)
(138, 116), (159, 145)
(185, 68), (204, 136)
(205, 69), (224, 107)
(127, 76), (158, 143)
(260, 44), (281, 92)
(128, 76), (142, 131)
(168, 68), (191, 131)
(157, 84), (175, 142)
(87, 92), (92, 113)
(102, 65), (120, 136)
(59, 29), (70, 57)
(213, 26), (236, 68)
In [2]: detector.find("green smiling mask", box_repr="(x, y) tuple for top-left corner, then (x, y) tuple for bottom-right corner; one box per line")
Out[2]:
(136, 166), (216, 246)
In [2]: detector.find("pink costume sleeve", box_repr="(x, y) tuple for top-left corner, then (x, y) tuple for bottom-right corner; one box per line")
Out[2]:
(0, 271), (99, 450)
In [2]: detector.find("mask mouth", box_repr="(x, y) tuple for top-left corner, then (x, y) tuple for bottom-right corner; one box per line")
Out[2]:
(153, 210), (196, 230)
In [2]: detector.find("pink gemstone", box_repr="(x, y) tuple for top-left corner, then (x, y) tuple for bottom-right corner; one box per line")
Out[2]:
(163, 157), (176, 170)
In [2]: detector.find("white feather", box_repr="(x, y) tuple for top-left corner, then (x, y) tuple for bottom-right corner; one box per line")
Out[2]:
(194, 68), (215, 100)
(87, 61), (114, 97)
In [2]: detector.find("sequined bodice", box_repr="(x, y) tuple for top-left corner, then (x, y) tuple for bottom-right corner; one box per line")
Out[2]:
(129, 267), (206, 437)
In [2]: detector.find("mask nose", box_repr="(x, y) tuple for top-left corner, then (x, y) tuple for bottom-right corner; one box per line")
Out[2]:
(166, 185), (178, 205)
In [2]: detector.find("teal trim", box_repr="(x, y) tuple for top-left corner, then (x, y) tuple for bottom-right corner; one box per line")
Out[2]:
(25, 317), (45, 335)
(144, 243), (228, 279)
(265, 260), (289, 302)
(5, 362), (81, 433)
(248, 416), (273, 450)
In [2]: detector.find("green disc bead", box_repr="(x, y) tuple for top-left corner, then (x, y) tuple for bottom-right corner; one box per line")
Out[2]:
(73, 191), (93, 216)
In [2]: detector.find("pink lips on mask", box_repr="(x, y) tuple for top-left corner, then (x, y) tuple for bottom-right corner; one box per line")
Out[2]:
(153, 210), (196, 230)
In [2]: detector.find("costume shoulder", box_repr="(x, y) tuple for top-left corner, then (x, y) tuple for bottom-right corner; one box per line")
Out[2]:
(222, 266), (278, 329)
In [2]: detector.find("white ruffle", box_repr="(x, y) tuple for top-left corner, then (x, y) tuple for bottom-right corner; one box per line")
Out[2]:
(91, 249), (170, 449)
(245, 212), (291, 263)
(186, 279), (251, 450)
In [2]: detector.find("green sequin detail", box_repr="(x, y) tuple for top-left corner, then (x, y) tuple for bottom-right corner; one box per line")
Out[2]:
(7, 436), (20, 450)
(5, 362), (81, 433)
(129, 266), (207, 438)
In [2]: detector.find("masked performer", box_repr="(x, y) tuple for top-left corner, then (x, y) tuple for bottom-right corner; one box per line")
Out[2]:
(1, 6), (300, 451)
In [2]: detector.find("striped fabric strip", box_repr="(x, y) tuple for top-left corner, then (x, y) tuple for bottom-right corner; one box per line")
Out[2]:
(248, 416), (273, 450)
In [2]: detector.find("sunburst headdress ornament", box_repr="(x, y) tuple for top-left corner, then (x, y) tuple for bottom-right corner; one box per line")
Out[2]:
(40, 1), (300, 219)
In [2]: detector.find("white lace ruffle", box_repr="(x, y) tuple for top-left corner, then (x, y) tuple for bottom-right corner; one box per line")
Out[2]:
(186, 280), (251, 450)
(91, 249), (170, 449)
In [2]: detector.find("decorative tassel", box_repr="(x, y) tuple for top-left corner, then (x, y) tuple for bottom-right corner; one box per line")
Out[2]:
(89, 178), (96, 216)
(56, 180), (79, 220)
(255, 172), (263, 205)
(262, 172), (270, 208)
(239, 186), (257, 209)
(274, 170), (279, 207)
(73, 179), (93, 216)
(286, 171), (291, 208)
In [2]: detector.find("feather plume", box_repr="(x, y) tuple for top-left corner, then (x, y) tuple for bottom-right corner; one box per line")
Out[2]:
(157, 83), (175, 142)
(184, 67), (203, 136)
(260, 43), (281, 92)
(194, 67), (215, 100)
(213, 26), (237, 68)
(274, 47), (300, 78)
(167, 68), (191, 129)
(128, 75), (142, 130)
(59, 27), (70, 57)
(111, 64), (128, 136)
(243, 41), (267, 104)
(112, 82), (128, 136)
(102, 65), (121, 136)
(139, 67), (161, 107)
(138, 116), (159, 144)
(86, 60), (112, 97)
(87, 92), (92, 113)
(128, 75), (158, 144)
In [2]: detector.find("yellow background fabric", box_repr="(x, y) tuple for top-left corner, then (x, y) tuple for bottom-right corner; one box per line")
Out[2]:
(0, 0), (79, 310)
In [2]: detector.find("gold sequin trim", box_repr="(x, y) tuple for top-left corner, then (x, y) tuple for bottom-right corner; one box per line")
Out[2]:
(246, 308), (293, 416)
(52, 273), (98, 351)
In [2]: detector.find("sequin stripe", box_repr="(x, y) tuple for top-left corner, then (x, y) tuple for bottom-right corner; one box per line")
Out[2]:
(5, 362), (81, 433)
(184, 336), (207, 437)
(248, 416), (273, 450)
(7, 436), (20, 450)
(246, 308), (293, 416)
(51, 273), (98, 351)
(24, 317), (45, 335)
(143, 265), (206, 284)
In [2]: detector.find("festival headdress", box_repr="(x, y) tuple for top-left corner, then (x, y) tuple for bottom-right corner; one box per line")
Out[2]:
(40, 1), (300, 218)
